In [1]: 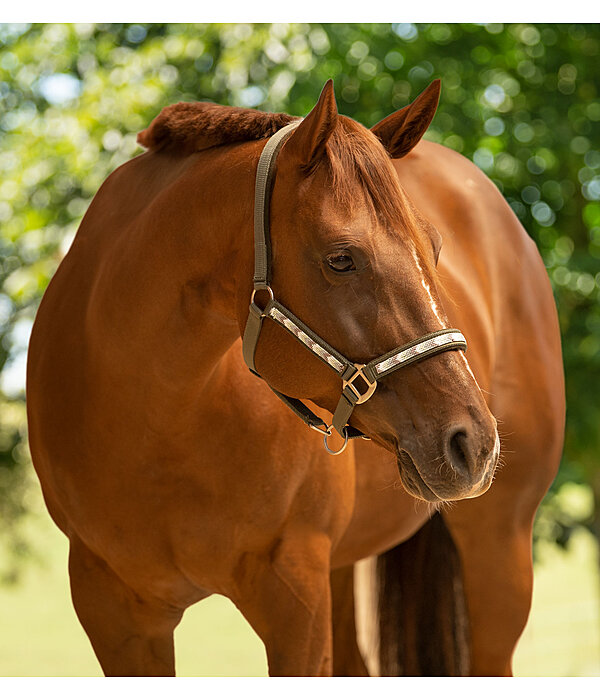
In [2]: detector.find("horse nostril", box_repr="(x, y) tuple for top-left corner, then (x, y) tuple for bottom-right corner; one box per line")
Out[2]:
(448, 429), (470, 475)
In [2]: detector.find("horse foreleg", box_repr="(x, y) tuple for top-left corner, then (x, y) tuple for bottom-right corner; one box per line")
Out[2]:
(233, 534), (334, 676)
(443, 500), (536, 676)
(330, 565), (369, 676)
(68, 536), (183, 676)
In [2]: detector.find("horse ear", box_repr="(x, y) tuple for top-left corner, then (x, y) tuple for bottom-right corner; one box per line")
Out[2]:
(284, 79), (338, 170)
(371, 79), (441, 159)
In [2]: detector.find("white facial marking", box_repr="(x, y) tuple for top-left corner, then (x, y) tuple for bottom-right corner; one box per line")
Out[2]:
(410, 247), (445, 327)
(458, 350), (482, 391)
(410, 245), (483, 392)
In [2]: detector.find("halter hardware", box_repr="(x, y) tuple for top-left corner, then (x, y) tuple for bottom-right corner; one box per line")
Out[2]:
(342, 364), (377, 405)
(249, 285), (275, 320)
(323, 427), (349, 456)
(250, 285), (274, 311)
(242, 122), (467, 455)
(309, 423), (332, 437)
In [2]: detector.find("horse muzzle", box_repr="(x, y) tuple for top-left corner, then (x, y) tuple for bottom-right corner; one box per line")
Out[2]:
(396, 426), (500, 503)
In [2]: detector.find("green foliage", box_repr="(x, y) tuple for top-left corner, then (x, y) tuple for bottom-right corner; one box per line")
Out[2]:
(1, 23), (598, 575)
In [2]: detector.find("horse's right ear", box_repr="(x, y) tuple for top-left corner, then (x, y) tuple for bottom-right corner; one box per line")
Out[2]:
(371, 79), (441, 159)
(284, 80), (338, 171)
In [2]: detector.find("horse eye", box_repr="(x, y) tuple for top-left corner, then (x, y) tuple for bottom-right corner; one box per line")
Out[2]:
(327, 253), (356, 273)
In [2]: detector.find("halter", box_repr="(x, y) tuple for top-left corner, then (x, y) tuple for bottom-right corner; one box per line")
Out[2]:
(242, 122), (467, 455)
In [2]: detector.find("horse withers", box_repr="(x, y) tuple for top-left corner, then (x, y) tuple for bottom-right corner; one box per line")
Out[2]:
(26, 79), (564, 676)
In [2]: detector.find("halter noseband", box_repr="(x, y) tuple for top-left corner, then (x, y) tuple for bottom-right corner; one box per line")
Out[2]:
(242, 122), (467, 455)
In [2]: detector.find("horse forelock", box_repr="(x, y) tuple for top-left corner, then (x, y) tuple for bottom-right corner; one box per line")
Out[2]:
(324, 116), (434, 270)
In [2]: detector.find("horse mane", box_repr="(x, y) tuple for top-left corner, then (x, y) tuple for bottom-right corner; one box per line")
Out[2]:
(138, 102), (433, 268)
(137, 102), (296, 153)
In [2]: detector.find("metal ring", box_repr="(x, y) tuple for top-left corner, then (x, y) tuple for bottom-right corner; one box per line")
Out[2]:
(251, 286), (274, 303)
(323, 426), (349, 456)
(250, 286), (274, 315)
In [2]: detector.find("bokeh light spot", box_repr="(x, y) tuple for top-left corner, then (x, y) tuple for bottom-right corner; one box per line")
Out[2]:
(36, 73), (81, 105)
(484, 117), (505, 136)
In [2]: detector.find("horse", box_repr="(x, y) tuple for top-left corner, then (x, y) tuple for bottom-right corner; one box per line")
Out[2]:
(26, 78), (565, 676)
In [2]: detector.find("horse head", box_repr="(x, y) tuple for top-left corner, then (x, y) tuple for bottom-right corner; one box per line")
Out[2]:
(240, 80), (499, 503)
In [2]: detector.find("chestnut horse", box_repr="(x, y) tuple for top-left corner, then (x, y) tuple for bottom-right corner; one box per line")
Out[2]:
(26, 79), (564, 676)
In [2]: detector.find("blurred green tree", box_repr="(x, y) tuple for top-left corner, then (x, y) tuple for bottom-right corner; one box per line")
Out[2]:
(1, 23), (598, 582)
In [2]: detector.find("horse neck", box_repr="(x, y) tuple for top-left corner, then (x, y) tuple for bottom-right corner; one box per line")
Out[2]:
(86, 142), (258, 395)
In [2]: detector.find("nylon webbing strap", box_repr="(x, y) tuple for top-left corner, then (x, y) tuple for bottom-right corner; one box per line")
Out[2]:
(267, 301), (349, 375)
(332, 387), (361, 437)
(253, 121), (301, 289)
(368, 329), (467, 380)
(242, 302), (265, 374)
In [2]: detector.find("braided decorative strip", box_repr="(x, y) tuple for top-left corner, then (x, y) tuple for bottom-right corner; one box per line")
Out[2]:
(268, 307), (346, 374)
(373, 331), (466, 377)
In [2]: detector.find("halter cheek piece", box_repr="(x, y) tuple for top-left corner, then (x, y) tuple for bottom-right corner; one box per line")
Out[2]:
(242, 122), (467, 455)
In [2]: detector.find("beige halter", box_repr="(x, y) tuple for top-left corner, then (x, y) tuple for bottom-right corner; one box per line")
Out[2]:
(242, 123), (467, 455)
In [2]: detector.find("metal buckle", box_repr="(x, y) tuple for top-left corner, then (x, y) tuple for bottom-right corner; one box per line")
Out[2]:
(343, 363), (378, 404)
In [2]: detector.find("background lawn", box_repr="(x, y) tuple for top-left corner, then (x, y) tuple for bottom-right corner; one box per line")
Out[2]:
(1, 493), (598, 677)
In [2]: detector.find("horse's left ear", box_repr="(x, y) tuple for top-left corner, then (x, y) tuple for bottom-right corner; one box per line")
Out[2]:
(284, 79), (338, 171)
(371, 79), (441, 159)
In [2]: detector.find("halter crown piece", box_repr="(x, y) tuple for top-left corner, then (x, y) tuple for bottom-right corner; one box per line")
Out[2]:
(242, 122), (467, 455)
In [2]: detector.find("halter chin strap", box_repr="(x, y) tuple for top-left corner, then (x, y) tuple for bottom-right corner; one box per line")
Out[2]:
(242, 123), (467, 454)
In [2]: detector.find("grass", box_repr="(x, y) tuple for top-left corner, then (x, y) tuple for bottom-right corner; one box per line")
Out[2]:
(1, 504), (599, 677)
(0, 509), (267, 677)
(513, 530), (600, 677)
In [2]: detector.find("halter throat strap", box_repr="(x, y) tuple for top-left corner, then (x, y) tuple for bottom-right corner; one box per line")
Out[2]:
(242, 123), (467, 454)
